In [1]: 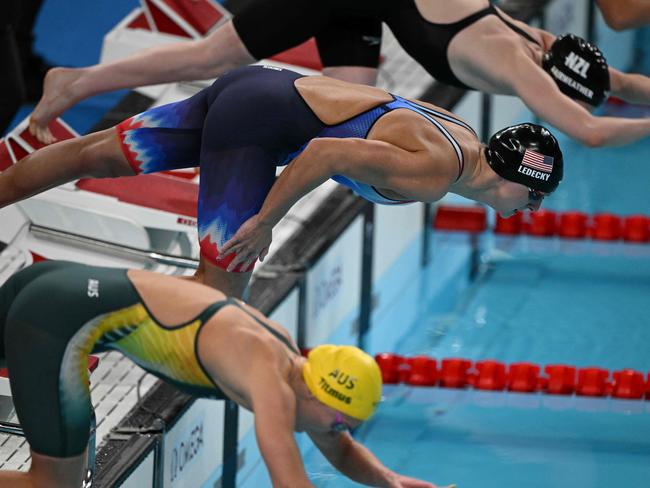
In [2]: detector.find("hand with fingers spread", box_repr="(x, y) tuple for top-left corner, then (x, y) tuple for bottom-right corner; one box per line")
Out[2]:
(384, 472), (455, 488)
(220, 214), (272, 272)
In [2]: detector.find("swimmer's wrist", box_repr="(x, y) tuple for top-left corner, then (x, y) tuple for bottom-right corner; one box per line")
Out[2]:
(257, 211), (279, 228)
(378, 468), (399, 487)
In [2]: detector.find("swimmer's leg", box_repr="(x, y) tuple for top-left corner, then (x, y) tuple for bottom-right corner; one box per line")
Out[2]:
(0, 450), (87, 488)
(3, 264), (136, 484)
(190, 68), (307, 296)
(2, 86), (211, 210)
(190, 255), (253, 299)
(0, 127), (132, 209)
(317, 16), (382, 85)
(0, 261), (83, 366)
(195, 146), (276, 298)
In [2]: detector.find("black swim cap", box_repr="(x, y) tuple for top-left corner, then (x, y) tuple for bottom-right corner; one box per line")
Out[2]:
(486, 123), (563, 193)
(542, 34), (610, 106)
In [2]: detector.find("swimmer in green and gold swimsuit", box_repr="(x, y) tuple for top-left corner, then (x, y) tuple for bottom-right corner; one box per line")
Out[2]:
(0, 261), (451, 488)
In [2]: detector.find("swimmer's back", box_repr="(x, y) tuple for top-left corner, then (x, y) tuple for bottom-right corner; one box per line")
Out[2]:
(294, 76), (478, 152)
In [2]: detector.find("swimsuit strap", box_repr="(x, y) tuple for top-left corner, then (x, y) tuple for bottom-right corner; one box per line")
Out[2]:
(388, 95), (475, 181)
(490, 4), (541, 46)
(216, 297), (301, 355)
(451, 4), (496, 32)
(451, 3), (541, 47)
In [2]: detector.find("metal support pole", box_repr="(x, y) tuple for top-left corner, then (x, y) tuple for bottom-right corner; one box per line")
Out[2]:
(421, 203), (433, 268)
(297, 277), (308, 350)
(586, 0), (597, 44)
(222, 400), (240, 488)
(480, 93), (492, 143)
(358, 204), (375, 350)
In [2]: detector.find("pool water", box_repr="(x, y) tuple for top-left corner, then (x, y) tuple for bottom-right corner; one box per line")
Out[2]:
(303, 241), (650, 487)
(334, 387), (650, 488)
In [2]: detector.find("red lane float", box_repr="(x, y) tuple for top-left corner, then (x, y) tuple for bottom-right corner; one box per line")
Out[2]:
(576, 367), (611, 396)
(507, 362), (541, 392)
(433, 206), (487, 233)
(558, 212), (589, 239)
(473, 360), (506, 391)
(623, 215), (650, 243)
(406, 356), (438, 386)
(544, 365), (576, 395)
(527, 210), (558, 237)
(495, 212), (523, 235)
(495, 210), (650, 244)
(612, 369), (645, 399)
(375, 353), (402, 384)
(374, 353), (650, 400)
(591, 213), (622, 241)
(439, 358), (472, 388)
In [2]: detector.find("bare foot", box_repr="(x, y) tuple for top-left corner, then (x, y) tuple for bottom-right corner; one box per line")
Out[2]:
(29, 67), (86, 144)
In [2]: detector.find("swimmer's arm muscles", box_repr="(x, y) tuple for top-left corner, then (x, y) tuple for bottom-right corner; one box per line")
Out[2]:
(248, 351), (313, 487)
(609, 68), (650, 104)
(258, 138), (443, 227)
(512, 54), (650, 147)
(308, 430), (398, 487)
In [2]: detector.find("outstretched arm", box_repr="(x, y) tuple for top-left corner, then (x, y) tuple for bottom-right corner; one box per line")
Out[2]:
(595, 0), (650, 31)
(256, 137), (441, 226)
(247, 351), (314, 487)
(511, 53), (650, 147)
(308, 430), (452, 488)
(30, 21), (254, 143)
(219, 137), (446, 270)
(609, 68), (650, 104)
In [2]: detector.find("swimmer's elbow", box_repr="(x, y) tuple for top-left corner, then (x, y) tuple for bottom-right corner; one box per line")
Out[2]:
(583, 130), (606, 148)
(573, 121), (607, 148)
(577, 132), (605, 148)
(595, 2), (633, 31)
(601, 13), (633, 31)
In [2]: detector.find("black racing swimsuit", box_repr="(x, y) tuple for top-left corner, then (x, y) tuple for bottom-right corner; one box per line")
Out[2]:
(0, 261), (298, 458)
(233, 0), (540, 88)
(382, 1), (541, 88)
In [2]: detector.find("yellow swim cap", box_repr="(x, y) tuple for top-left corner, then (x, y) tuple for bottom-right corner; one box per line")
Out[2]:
(302, 345), (382, 421)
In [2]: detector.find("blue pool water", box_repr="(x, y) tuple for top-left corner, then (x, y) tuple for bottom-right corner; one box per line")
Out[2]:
(304, 238), (650, 488)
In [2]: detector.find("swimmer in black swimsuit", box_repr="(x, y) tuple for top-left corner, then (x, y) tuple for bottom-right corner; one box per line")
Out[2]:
(0, 66), (563, 296)
(29, 0), (650, 147)
(0, 260), (451, 488)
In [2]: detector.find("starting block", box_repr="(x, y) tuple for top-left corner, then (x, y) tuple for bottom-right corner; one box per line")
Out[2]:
(143, 0), (228, 38)
(101, 0), (231, 99)
(1, 117), (79, 169)
(265, 38), (323, 73)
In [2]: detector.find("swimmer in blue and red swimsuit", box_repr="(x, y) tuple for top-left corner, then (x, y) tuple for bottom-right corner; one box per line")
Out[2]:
(0, 65), (563, 297)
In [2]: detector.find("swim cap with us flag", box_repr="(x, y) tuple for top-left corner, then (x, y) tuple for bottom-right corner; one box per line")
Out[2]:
(302, 345), (382, 420)
(486, 123), (563, 193)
